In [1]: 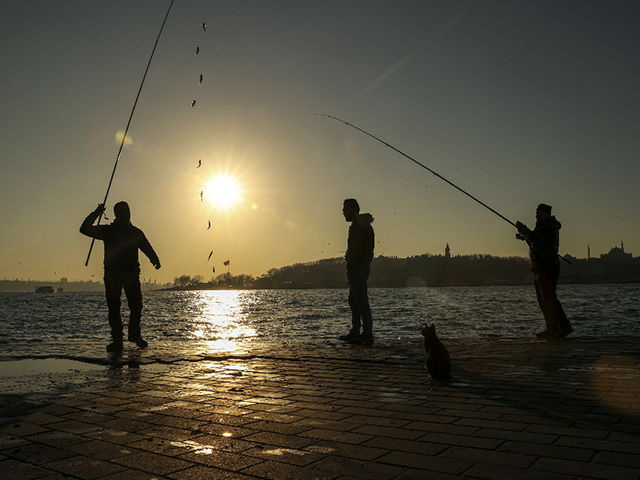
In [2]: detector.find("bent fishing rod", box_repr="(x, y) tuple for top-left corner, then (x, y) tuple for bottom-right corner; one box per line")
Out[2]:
(85, 0), (175, 266)
(320, 114), (571, 265)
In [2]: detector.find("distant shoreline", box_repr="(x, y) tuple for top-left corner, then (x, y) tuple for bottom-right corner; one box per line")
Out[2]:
(2, 279), (640, 293)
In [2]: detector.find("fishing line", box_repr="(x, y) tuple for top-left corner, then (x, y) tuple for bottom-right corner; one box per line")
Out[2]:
(320, 113), (571, 265)
(85, 0), (175, 266)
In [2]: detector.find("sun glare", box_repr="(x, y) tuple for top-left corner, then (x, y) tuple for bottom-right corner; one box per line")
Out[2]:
(205, 175), (242, 209)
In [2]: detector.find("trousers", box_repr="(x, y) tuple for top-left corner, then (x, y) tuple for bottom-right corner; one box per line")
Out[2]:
(533, 264), (568, 333)
(347, 264), (372, 335)
(104, 269), (143, 341)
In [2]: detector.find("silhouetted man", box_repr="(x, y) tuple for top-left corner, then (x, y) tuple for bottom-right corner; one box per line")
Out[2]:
(516, 203), (572, 338)
(80, 202), (161, 352)
(339, 198), (375, 345)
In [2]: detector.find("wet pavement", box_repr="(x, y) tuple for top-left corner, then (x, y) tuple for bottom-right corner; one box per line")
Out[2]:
(1, 336), (639, 479)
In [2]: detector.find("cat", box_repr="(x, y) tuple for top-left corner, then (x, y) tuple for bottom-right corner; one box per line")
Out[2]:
(421, 323), (452, 382)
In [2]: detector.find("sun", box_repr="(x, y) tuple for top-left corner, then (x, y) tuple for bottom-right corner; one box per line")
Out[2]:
(204, 175), (243, 209)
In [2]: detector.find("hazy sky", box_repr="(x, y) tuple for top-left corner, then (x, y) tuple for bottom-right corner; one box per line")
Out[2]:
(2, 1), (639, 284)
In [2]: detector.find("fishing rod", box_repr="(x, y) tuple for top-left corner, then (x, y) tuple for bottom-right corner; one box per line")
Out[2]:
(85, 0), (175, 266)
(320, 113), (571, 265)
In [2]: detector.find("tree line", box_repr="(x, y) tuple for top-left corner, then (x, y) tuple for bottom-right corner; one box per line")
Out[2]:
(170, 253), (640, 290)
(171, 254), (532, 289)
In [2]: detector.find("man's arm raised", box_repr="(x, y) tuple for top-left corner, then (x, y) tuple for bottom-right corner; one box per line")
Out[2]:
(80, 204), (106, 239)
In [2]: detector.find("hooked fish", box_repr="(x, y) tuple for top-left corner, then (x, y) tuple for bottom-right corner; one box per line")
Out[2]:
(199, 74), (203, 85)
(191, 99), (196, 107)
(207, 221), (211, 230)
(196, 159), (201, 168)
(200, 190), (203, 201)
(196, 46), (200, 55)
(202, 22), (206, 32)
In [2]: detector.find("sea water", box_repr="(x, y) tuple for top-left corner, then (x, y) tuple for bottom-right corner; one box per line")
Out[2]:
(1, 284), (639, 356)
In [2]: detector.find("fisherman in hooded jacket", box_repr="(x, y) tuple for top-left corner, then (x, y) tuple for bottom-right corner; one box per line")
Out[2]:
(81, 202), (160, 352)
(516, 203), (572, 338)
(339, 198), (375, 345)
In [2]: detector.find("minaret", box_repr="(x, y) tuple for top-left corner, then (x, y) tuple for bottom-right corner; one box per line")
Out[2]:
(588, 245), (590, 260)
(621, 241), (624, 253)
(445, 243), (451, 259)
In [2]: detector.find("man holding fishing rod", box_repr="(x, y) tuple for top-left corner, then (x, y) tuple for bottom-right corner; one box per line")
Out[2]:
(80, 202), (161, 352)
(516, 203), (572, 339)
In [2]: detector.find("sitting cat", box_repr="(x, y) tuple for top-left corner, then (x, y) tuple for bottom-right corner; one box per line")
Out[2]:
(421, 323), (452, 381)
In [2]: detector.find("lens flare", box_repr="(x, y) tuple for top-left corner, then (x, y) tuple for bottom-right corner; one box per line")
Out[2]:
(115, 130), (133, 146)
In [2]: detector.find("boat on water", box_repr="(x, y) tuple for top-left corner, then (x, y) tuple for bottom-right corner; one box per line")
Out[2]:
(35, 286), (55, 293)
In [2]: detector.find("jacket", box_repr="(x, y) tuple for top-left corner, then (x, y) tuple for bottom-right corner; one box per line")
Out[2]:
(345, 213), (375, 269)
(80, 211), (159, 272)
(518, 215), (561, 269)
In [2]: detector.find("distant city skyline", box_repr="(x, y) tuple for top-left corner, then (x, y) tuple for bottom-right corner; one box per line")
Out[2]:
(4, 240), (636, 283)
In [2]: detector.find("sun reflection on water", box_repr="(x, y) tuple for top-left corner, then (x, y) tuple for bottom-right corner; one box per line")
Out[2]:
(185, 290), (256, 354)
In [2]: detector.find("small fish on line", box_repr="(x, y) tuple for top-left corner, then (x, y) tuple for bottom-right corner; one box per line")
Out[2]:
(191, 99), (196, 107)
(208, 251), (213, 261)
(212, 266), (215, 273)
(196, 159), (201, 168)
(200, 190), (203, 201)
(196, 46), (200, 55)
(202, 22), (206, 32)
(207, 221), (211, 230)
(199, 74), (203, 85)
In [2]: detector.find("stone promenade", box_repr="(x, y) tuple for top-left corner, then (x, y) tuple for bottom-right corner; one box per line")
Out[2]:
(1, 336), (639, 479)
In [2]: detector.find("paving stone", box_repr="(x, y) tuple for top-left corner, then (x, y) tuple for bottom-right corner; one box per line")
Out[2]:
(17, 412), (63, 426)
(420, 432), (504, 449)
(37, 474), (74, 480)
(0, 433), (31, 450)
(363, 436), (446, 456)
(377, 450), (473, 474)
(304, 456), (405, 480)
(498, 439), (593, 461)
(241, 459), (337, 480)
(473, 428), (557, 445)
(441, 445), (536, 468)
(555, 436), (640, 454)
(243, 444), (327, 466)
(99, 470), (172, 480)
(45, 455), (126, 479)
(394, 469), (461, 480)
(351, 425), (423, 440)
(168, 465), (262, 479)
(4, 442), (76, 465)
(112, 450), (195, 474)
(299, 428), (374, 445)
(84, 428), (147, 445)
(534, 457), (640, 480)
(242, 431), (317, 449)
(242, 420), (310, 436)
(465, 461), (575, 479)
(3, 422), (49, 437)
(67, 439), (135, 461)
(304, 440), (389, 461)
(178, 448), (262, 471)
(594, 450), (640, 469)
(0, 458), (52, 480)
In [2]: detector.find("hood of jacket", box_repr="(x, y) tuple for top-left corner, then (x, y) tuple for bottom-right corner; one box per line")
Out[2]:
(538, 215), (561, 230)
(355, 213), (374, 226)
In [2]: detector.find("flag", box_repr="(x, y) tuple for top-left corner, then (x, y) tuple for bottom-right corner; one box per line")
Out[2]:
(223, 260), (230, 266)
